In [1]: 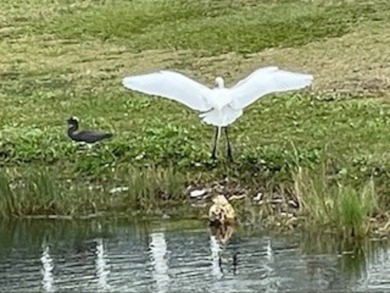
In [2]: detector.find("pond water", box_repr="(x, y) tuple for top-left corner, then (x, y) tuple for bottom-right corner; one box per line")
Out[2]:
(0, 219), (389, 292)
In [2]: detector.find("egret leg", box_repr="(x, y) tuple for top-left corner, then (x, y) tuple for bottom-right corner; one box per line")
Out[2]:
(211, 127), (220, 160)
(224, 127), (233, 161)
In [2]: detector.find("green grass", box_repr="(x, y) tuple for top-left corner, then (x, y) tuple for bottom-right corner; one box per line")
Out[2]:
(0, 166), (188, 219)
(293, 166), (379, 237)
(22, 0), (388, 55)
(1, 165), (385, 238)
(1, 0), (390, 235)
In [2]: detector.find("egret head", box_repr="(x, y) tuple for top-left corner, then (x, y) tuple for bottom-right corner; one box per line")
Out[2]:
(215, 77), (225, 89)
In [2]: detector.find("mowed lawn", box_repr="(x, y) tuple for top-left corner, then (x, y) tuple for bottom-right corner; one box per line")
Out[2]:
(0, 0), (390, 180)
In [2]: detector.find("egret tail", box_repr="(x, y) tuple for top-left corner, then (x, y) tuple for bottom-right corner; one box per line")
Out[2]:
(199, 107), (242, 127)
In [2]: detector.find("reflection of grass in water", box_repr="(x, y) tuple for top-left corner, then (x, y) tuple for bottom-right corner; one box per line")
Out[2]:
(298, 232), (369, 281)
(0, 218), (204, 259)
(337, 239), (390, 283)
(298, 231), (390, 285)
(0, 219), (102, 256)
(148, 218), (205, 232)
(340, 251), (367, 282)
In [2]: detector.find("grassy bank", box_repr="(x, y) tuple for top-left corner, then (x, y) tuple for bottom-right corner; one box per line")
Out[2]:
(0, 166), (190, 218)
(1, 0), (390, 236)
(0, 165), (389, 238)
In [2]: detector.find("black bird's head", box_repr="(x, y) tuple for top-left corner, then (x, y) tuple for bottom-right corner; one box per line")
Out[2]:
(67, 116), (79, 130)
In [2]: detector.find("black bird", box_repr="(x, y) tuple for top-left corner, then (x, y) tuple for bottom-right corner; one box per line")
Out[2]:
(67, 117), (113, 144)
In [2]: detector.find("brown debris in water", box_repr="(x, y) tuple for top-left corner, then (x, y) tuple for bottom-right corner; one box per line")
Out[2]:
(187, 179), (302, 231)
(208, 195), (236, 227)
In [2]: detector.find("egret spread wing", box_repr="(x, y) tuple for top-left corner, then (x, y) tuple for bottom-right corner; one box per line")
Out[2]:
(122, 70), (213, 112)
(229, 67), (313, 110)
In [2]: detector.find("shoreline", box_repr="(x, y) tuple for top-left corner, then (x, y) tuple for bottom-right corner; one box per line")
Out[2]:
(1, 162), (389, 239)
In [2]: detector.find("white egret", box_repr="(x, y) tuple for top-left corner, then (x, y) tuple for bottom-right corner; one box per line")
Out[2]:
(122, 66), (313, 160)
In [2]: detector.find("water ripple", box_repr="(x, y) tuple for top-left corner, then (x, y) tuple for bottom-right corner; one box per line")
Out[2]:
(0, 222), (390, 292)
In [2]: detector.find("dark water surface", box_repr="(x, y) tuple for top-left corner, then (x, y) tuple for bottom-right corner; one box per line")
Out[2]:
(0, 219), (389, 292)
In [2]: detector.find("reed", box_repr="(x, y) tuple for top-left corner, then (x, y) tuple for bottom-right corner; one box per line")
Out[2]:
(294, 167), (378, 238)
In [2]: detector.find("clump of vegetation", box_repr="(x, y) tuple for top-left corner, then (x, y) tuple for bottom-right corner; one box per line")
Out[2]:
(0, 166), (187, 219)
(293, 167), (380, 238)
(234, 162), (388, 238)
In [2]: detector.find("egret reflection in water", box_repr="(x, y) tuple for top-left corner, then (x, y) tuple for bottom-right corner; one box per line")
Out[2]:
(95, 238), (110, 291)
(209, 224), (239, 277)
(149, 231), (170, 293)
(210, 234), (224, 279)
(40, 244), (54, 293)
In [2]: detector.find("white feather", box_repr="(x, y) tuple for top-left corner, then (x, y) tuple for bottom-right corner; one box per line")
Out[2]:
(122, 70), (212, 112)
(199, 107), (243, 127)
(230, 67), (313, 109)
(122, 67), (313, 127)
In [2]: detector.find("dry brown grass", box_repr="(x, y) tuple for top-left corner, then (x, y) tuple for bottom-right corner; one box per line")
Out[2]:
(0, 0), (390, 96)
(188, 22), (390, 98)
(2, 11), (389, 98)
